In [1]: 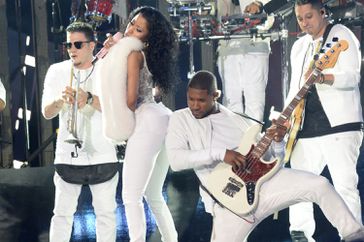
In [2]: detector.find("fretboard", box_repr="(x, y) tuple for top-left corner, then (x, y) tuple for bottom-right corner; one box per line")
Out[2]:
(251, 68), (322, 158)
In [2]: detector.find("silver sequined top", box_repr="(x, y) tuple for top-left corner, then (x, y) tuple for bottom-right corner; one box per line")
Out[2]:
(136, 51), (154, 107)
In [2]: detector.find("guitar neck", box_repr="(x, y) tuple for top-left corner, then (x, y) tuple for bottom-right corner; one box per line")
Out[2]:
(251, 68), (322, 158)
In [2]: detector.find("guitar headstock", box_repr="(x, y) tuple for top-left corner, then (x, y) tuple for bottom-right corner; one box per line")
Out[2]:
(315, 39), (348, 71)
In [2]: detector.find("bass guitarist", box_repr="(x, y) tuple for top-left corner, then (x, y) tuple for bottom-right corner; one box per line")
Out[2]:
(165, 70), (364, 242)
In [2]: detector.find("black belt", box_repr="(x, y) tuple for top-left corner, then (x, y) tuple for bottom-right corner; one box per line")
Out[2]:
(298, 122), (363, 139)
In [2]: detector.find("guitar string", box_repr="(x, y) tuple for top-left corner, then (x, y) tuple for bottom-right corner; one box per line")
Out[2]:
(298, 40), (323, 89)
(238, 42), (323, 178)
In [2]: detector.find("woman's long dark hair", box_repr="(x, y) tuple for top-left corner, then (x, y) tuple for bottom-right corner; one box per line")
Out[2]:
(128, 6), (179, 94)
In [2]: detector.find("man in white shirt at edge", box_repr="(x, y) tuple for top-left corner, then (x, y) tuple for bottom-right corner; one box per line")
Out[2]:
(0, 78), (6, 112)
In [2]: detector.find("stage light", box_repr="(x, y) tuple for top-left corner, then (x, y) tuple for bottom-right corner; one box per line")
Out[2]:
(25, 54), (36, 67)
(17, 107), (32, 121)
(26, 35), (30, 46)
(15, 119), (19, 130)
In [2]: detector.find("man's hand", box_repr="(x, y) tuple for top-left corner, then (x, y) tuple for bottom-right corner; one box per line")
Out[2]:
(266, 119), (288, 142)
(76, 88), (89, 109)
(62, 86), (75, 105)
(62, 86), (88, 109)
(224, 149), (247, 171)
(244, 1), (263, 14)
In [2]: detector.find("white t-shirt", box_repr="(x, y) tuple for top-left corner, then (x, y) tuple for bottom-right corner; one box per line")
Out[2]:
(42, 60), (117, 165)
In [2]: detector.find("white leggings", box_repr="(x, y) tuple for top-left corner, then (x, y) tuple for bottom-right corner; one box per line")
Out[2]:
(122, 103), (178, 242)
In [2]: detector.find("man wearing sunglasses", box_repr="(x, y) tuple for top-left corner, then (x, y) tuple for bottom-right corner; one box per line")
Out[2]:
(41, 21), (119, 242)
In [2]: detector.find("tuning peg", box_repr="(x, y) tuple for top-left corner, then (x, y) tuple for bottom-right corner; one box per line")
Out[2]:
(332, 37), (339, 42)
(326, 43), (332, 48)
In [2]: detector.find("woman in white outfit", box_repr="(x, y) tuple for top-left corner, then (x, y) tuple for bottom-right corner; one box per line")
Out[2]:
(100, 6), (179, 242)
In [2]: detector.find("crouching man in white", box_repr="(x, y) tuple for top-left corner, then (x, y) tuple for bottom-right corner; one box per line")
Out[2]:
(165, 70), (364, 242)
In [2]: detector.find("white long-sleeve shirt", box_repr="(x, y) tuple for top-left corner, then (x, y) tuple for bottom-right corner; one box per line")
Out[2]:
(166, 104), (285, 212)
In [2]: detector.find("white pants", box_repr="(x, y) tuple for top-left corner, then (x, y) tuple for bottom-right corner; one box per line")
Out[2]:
(49, 171), (119, 242)
(122, 103), (178, 242)
(210, 168), (363, 242)
(217, 53), (269, 122)
(289, 131), (363, 241)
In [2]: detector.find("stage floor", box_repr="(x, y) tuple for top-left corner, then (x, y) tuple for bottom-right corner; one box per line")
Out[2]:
(0, 145), (363, 242)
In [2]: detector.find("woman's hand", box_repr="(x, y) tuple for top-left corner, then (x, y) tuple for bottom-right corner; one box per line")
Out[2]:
(103, 33), (121, 49)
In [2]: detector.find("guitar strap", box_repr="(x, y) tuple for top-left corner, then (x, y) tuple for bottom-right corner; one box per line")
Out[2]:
(321, 24), (334, 54)
(233, 111), (264, 125)
(301, 23), (334, 110)
(284, 23), (334, 163)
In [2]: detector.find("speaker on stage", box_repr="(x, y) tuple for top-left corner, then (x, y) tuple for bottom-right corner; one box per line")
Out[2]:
(0, 166), (54, 242)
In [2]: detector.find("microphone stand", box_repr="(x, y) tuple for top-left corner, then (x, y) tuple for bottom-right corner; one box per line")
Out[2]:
(15, 0), (29, 163)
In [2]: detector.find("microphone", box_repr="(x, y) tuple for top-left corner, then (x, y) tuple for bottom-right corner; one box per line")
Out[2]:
(92, 32), (123, 64)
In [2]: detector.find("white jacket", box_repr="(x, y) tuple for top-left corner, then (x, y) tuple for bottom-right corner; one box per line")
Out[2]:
(287, 24), (362, 127)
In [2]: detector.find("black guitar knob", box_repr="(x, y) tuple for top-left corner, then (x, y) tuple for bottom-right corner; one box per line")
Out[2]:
(326, 43), (331, 48)
(332, 37), (339, 42)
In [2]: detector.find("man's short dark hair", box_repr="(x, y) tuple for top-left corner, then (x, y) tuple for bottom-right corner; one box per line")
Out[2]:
(66, 21), (95, 41)
(188, 70), (218, 95)
(295, 0), (323, 10)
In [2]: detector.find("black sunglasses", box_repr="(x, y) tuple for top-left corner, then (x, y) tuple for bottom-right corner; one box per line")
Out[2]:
(63, 41), (91, 49)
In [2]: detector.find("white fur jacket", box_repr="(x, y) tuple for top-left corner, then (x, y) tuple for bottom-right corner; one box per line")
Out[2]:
(97, 36), (144, 144)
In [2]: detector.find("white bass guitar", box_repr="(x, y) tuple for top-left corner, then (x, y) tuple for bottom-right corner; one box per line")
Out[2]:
(203, 39), (348, 217)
